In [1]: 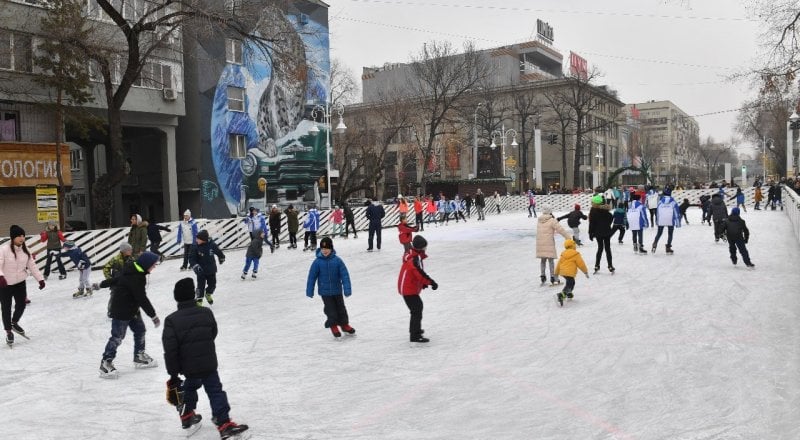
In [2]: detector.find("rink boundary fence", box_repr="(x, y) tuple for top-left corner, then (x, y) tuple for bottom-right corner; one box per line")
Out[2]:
(2, 186), (798, 272)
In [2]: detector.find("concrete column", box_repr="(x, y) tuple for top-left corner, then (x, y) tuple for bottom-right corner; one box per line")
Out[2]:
(534, 128), (542, 190)
(160, 126), (179, 221)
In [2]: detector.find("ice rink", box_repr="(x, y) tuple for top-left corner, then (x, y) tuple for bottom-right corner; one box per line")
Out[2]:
(2, 205), (799, 440)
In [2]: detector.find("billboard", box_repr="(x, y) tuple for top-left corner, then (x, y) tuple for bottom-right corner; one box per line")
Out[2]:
(569, 51), (588, 80)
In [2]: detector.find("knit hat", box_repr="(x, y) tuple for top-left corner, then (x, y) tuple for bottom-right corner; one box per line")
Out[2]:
(412, 235), (428, 250)
(136, 251), (159, 271)
(564, 239), (576, 249)
(196, 230), (209, 242)
(320, 236), (333, 250)
(119, 242), (133, 253)
(731, 207), (740, 215)
(541, 204), (553, 215)
(173, 278), (196, 302)
(9, 225), (25, 238)
(63, 240), (76, 249)
(663, 187), (672, 196)
(183, 209), (191, 216)
(591, 195), (604, 205)
(574, 204), (581, 210)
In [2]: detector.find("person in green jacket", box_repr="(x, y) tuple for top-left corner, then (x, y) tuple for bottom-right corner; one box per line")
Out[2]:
(127, 214), (149, 257)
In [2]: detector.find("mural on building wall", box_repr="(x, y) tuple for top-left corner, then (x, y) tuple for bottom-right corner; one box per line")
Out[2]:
(210, 3), (329, 216)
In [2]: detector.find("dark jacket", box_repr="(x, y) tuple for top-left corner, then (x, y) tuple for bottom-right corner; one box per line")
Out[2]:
(365, 203), (385, 227)
(558, 210), (587, 228)
(128, 222), (149, 255)
(63, 246), (91, 268)
(343, 205), (355, 222)
(147, 222), (171, 243)
(588, 207), (614, 239)
(246, 236), (264, 259)
(710, 195), (728, 221)
(189, 240), (225, 275)
(103, 260), (157, 321)
(679, 200), (691, 214)
(162, 301), (218, 378)
(285, 208), (299, 233)
(268, 210), (282, 230)
(723, 214), (750, 242)
(475, 193), (485, 207)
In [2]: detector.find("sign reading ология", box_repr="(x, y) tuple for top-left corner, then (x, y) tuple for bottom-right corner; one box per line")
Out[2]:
(0, 143), (72, 187)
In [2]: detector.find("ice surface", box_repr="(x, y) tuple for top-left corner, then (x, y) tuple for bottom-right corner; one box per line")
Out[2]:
(3, 208), (799, 439)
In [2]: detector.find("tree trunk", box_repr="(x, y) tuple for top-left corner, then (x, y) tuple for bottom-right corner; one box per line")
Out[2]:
(55, 89), (66, 230)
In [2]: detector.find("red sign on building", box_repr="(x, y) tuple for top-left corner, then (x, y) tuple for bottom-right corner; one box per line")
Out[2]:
(569, 51), (588, 80)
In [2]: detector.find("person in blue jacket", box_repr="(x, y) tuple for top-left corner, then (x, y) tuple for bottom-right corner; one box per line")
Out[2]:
(650, 187), (682, 254)
(728, 186), (747, 212)
(63, 241), (93, 298)
(626, 194), (649, 254)
(305, 237), (354, 338)
(302, 205), (320, 251)
(365, 199), (386, 251)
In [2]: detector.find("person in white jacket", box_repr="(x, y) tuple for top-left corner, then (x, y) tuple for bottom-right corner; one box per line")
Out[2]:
(0, 225), (45, 346)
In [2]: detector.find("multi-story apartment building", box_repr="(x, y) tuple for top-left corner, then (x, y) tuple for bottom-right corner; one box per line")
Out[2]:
(625, 100), (700, 186)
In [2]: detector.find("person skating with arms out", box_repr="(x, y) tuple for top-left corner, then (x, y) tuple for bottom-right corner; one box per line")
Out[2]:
(553, 239), (589, 307)
(190, 230), (225, 306)
(397, 235), (438, 343)
(397, 214), (419, 254)
(241, 231), (264, 280)
(163, 278), (249, 439)
(62, 240), (94, 298)
(0, 225), (45, 346)
(39, 221), (67, 280)
(557, 204), (587, 246)
(305, 237), (354, 338)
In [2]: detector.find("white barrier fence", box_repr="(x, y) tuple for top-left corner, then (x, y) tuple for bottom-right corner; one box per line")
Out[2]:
(4, 186), (797, 273)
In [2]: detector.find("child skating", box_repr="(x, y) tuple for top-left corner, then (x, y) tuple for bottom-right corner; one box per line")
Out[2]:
(189, 230), (226, 306)
(553, 239), (589, 307)
(397, 235), (438, 343)
(305, 237), (354, 338)
(62, 241), (93, 298)
(241, 231), (264, 280)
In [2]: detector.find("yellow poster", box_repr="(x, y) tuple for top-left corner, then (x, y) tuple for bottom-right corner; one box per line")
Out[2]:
(36, 187), (59, 223)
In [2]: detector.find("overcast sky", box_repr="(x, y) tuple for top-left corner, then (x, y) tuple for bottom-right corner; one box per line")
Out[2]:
(326, 0), (765, 149)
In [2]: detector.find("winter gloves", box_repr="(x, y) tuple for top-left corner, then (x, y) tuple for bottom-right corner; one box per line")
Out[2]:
(430, 280), (438, 290)
(152, 316), (161, 328)
(166, 377), (183, 406)
(0, 276), (6, 288)
(218, 257), (225, 265)
(192, 265), (203, 275)
(38, 280), (45, 290)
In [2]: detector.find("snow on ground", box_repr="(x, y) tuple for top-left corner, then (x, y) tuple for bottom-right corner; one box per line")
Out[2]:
(3, 207), (800, 440)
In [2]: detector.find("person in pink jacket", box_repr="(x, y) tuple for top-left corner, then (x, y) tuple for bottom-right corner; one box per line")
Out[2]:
(0, 225), (45, 346)
(331, 205), (344, 237)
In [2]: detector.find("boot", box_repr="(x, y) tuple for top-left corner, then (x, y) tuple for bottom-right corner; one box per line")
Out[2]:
(341, 324), (356, 334)
(217, 420), (249, 439)
(540, 275), (547, 285)
(72, 288), (85, 298)
(181, 412), (202, 430)
(240, 272), (247, 280)
(99, 358), (118, 378)
(5, 331), (13, 345)
(330, 325), (341, 338)
(134, 351), (158, 368)
(10, 322), (24, 336)
(633, 243), (639, 252)
(665, 244), (674, 254)
(639, 245), (648, 254)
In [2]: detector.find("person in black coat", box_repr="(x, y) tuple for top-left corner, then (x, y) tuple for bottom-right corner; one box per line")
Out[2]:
(189, 230), (225, 306)
(268, 205), (282, 249)
(365, 200), (385, 251)
(162, 278), (248, 437)
(342, 203), (357, 239)
(723, 208), (754, 267)
(99, 251), (161, 378)
(710, 194), (728, 242)
(588, 199), (615, 272)
(147, 220), (171, 261)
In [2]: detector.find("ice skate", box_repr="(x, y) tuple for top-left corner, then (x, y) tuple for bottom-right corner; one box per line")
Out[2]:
(6, 331), (13, 347)
(134, 351), (158, 369)
(58, 274), (67, 280)
(555, 292), (564, 307)
(746, 262), (755, 268)
(99, 359), (119, 379)
(410, 336), (430, 343)
(181, 412), (203, 437)
(204, 293), (214, 305)
(639, 245), (648, 254)
(72, 288), (86, 298)
(550, 276), (561, 286)
(240, 272), (247, 280)
(251, 272), (257, 279)
(341, 324), (356, 335)
(10, 322), (29, 339)
(665, 244), (674, 254)
(651, 245), (656, 253)
(330, 325), (341, 338)
(608, 266), (615, 274)
(217, 420), (249, 439)
(539, 275), (547, 286)
(633, 243), (639, 252)
(593, 266), (600, 274)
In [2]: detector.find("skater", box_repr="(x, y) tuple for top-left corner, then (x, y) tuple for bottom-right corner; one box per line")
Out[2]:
(305, 237), (354, 338)
(536, 205), (573, 285)
(100, 242), (135, 318)
(437, 195), (449, 225)
(99, 251), (161, 378)
(242, 207), (266, 240)
(425, 195), (438, 225)
(39, 221), (67, 280)
(493, 190), (502, 214)
(753, 185), (763, 210)
(710, 193), (728, 242)
(413, 196), (425, 231)
(475, 189), (486, 220)
(611, 202), (628, 244)
(728, 186), (747, 212)
(177, 210), (198, 270)
(626, 194), (649, 254)
(397, 214), (418, 253)
(0, 225), (45, 345)
(650, 188), (681, 254)
(128, 214), (149, 257)
(268, 204), (282, 249)
(285, 204), (300, 248)
(163, 278), (249, 439)
(147, 219), (171, 262)
(463, 193), (473, 218)
(241, 231), (264, 280)
(397, 235), (437, 343)
(553, 239), (589, 306)
(699, 194), (712, 225)
(557, 204), (587, 246)
(331, 205), (344, 237)
(527, 190), (537, 218)
(766, 183), (776, 210)
(365, 198), (385, 251)
(588, 195), (614, 273)
(302, 204), (320, 251)
(646, 187), (660, 226)
(678, 198), (692, 225)
(452, 195), (467, 222)
(723, 207), (754, 267)
(189, 230), (225, 306)
(62, 240), (93, 298)
(342, 203), (357, 239)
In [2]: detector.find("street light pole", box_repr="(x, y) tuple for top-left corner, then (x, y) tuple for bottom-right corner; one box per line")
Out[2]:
(490, 124), (518, 184)
(789, 111), (800, 178)
(473, 103), (482, 179)
(309, 102), (346, 210)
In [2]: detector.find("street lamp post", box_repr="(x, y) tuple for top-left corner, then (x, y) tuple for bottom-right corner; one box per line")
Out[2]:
(309, 102), (346, 210)
(490, 124), (518, 181)
(473, 103), (483, 179)
(789, 111), (800, 179)
(594, 148), (603, 190)
(760, 136), (774, 183)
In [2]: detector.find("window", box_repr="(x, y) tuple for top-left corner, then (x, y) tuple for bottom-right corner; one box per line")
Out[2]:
(70, 150), (82, 171)
(0, 111), (18, 141)
(135, 62), (173, 89)
(0, 30), (32, 72)
(227, 86), (245, 112)
(76, 194), (86, 207)
(224, 0), (243, 14)
(226, 39), (243, 64)
(229, 134), (247, 158)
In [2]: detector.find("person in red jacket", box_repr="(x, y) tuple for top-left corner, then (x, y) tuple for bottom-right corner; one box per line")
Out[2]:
(397, 235), (437, 343)
(397, 215), (419, 253)
(39, 221), (67, 280)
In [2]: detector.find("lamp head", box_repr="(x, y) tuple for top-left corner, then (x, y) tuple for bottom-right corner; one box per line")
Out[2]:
(335, 117), (347, 134)
(309, 123), (320, 136)
(791, 111), (800, 123)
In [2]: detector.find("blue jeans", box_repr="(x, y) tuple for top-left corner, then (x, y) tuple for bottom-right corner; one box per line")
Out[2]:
(652, 226), (674, 247)
(243, 257), (259, 273)
(102, 317), (146, 361)
(182, 371), (230, 425)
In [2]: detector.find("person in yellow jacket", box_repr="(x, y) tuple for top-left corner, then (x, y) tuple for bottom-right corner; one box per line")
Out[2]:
(553, 239), (589, 306)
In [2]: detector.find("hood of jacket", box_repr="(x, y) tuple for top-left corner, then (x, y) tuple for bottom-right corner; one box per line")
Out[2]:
(537, 213), (555, 224)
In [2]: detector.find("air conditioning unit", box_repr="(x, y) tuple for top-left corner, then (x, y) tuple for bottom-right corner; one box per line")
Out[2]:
(162, 88), (177, 101)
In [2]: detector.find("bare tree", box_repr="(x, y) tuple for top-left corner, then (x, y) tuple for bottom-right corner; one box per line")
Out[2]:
(735, 90), (796, 177)
(330, 57), (360, 105)
(511, 85), (544, 191)
(694, 136), (733, 182)
(747, 0), (800, 97)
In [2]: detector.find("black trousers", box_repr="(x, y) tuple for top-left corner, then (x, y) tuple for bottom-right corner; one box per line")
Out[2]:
(270, 227), (280, 246)
(345, 219), (357, 236)
(304, 231), (317, 249)
(594, 236), (613, 268)
(44, 249), (66, 277)
(368, 225), (382, 250)
(288, 231), (297, 247)
(196, 273), (217, 297)
(1, 282), (27, 331)
(182, 244), (192, 269)
(415, 212), (424, 230)
(321, 295), (349, 328)
(149, 240), (162, 256)
(611, 225), (626, 242)
(729, 239), (752, 264)
(402, 294), (423, 340)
